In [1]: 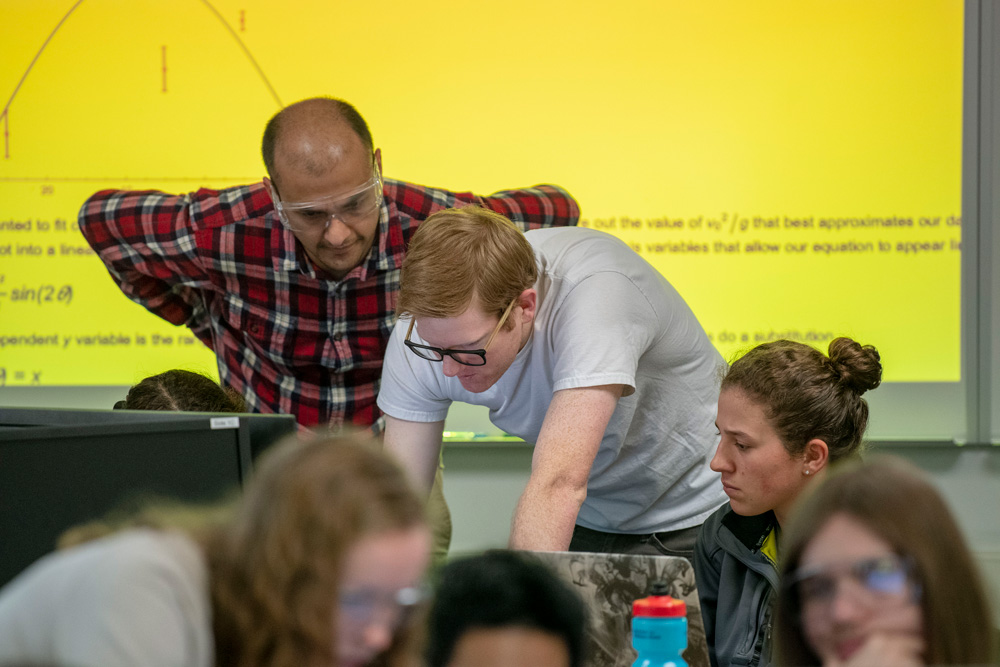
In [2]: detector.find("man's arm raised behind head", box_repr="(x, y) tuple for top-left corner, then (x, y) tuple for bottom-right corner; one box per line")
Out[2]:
(78, 189), (207, 327)
(476, 184), (580, 231)
(388, 181), (580, 233)
(508, 384), (623, 551)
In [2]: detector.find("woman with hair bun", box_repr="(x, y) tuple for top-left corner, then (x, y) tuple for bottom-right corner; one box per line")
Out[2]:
(694, 337), (882, 667)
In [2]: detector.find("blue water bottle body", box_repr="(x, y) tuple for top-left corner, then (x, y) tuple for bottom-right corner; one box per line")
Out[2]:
(631, 583), (688, 667)
(631, 616), (688, 667)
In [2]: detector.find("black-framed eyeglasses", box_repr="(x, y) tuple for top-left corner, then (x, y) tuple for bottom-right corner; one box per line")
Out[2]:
(404, 299), (518, 367)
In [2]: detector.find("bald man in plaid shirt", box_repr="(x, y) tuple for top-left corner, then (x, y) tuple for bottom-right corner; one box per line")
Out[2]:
(79, 97), (579, 556)
(79, 97), (579, 431)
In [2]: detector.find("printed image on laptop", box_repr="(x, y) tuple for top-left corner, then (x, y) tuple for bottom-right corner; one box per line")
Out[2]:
(528, 550), (709, 667)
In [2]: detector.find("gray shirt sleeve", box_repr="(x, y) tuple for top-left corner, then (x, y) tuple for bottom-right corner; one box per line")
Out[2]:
(0, 530), (213, 667)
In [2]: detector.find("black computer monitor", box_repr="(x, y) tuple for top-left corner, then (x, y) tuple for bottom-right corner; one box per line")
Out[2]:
(0, 411), (296, 587)
(0, 407), (297, 462)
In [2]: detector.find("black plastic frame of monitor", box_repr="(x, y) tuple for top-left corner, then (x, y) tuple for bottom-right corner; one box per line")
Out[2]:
(0, 407), (297, 467)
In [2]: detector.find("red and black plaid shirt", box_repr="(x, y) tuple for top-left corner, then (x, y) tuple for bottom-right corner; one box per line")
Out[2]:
(79, 179), (579, 430)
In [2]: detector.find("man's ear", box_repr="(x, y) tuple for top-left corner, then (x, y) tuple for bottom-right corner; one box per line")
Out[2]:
(374, 148), (383, 175)
(518, 288), (537, 323)
(803, 438), (829, 475)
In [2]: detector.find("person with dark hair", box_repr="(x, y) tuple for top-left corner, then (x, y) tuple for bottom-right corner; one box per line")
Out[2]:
(0, 434), (431, 667)
(775, 456), (995, 666)
(114, 369), (246, 412)
(694, 337), (882, 667)
(79, 96), (578, 432)
(427, 550), (588, 667)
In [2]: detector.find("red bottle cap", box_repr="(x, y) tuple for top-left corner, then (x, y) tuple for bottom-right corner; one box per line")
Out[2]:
(633, 594), (686, 617)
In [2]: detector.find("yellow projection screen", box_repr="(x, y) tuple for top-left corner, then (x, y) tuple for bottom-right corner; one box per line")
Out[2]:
(0, 1), (962, 388)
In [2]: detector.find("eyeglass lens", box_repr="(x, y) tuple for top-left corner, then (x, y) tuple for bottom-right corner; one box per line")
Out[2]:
(283, 182), (380, 232)
(340, 586), (424, 627)
(407, 345), (486, 366)
(797, 556), (913, 608)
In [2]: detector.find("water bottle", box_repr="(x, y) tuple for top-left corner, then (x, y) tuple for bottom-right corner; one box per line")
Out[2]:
(631, 581), (687, 667)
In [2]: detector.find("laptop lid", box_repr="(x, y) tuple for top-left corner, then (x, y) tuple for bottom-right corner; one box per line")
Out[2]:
(527, 550), (709, 667)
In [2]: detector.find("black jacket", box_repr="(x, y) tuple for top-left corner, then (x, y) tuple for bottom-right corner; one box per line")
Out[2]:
(693, 504), (779, 667)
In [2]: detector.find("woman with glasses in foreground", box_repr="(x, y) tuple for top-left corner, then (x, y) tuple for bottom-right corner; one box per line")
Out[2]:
(774, 456), (994, 666)
(695, 337), (882, 667)
(0, 435), (431, 667)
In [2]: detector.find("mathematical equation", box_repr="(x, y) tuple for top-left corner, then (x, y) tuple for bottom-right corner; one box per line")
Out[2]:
(0, 368), (42, 386)
(0, 283), (74, 307)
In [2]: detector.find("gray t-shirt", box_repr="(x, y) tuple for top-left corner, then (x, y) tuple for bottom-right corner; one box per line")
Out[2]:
(0, 529), (213, 667)
(378, 227), (727, 533)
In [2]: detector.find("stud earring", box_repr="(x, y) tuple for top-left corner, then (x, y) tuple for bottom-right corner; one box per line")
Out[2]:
(804, 469), (811, 476)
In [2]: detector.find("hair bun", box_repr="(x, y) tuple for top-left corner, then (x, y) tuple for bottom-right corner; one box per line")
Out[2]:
(828, 337), (882, 394)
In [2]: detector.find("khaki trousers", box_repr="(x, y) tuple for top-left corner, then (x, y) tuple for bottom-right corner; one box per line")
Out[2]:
(426, 462), (452, 564)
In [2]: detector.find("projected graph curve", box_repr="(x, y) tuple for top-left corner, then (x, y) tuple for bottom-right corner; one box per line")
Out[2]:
(0, 0), (283, 160)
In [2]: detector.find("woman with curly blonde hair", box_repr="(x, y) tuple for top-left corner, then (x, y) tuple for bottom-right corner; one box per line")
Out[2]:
(0, 434), (431, 667)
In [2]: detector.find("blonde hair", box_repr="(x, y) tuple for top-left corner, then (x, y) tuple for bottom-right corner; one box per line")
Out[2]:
(56, 496), (235, 550)
(397, 207), (537, 323)
(207, 434), (427, 667)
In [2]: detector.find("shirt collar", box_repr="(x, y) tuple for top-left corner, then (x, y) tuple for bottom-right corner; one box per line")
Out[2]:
(370, 194), (404, 273)
(722, 507), (777, 553)
(359, 195), (395, 277)
(271, 210), (307, 274)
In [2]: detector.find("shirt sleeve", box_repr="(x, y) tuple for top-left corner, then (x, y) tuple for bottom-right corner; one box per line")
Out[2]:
(78, 189), (212, 327)
(546, 271), (657, 395)
(388, 182), (580, 234)
(0, 532), (211, 667)
(376, 316), (453, 422)
(54, 544), (208, 667)
(475, 185), (581, 232)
